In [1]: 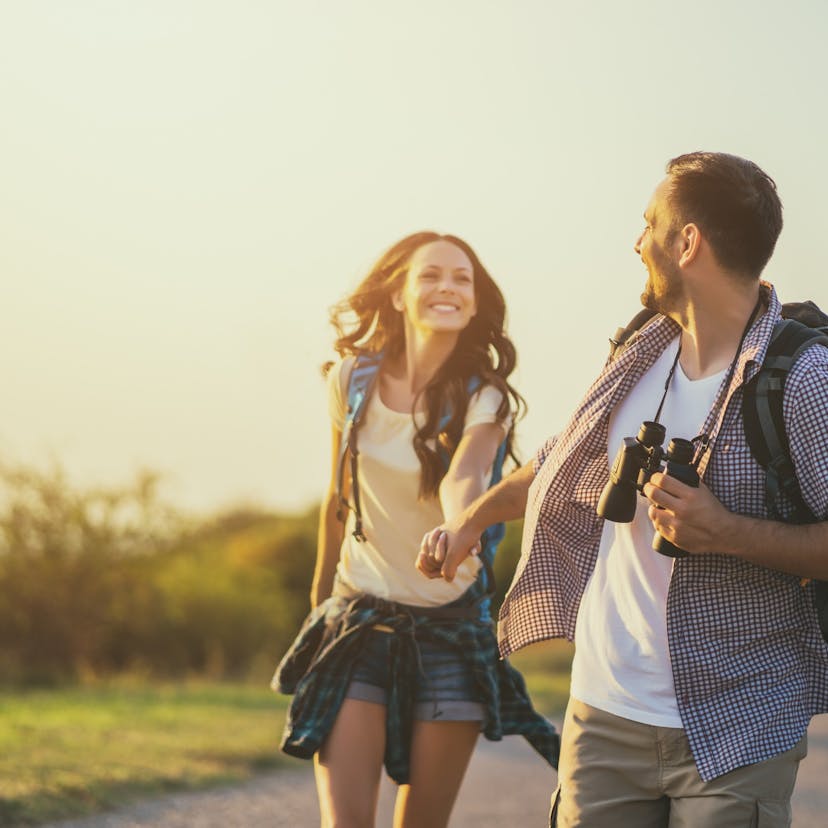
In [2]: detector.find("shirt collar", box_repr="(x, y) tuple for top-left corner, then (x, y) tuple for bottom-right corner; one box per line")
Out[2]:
(730, 280), (780, 388)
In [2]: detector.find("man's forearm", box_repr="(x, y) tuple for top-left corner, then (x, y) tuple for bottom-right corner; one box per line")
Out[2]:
(461, 460), (535, 536)
(718, 511), (828, 580)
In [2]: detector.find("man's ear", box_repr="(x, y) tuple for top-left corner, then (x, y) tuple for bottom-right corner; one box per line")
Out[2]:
(677, 223), (701, 267)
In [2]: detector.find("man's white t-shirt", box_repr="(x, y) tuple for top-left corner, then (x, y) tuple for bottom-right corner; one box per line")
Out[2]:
(569, 336), (726, 727)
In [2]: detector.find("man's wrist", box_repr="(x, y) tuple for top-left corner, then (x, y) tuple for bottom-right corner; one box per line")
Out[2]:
(456, 497), (488, 540)
(713, 510), (755, 558)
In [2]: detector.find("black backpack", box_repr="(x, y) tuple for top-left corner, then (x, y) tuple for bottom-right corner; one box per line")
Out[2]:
(610, 300), (828, 642)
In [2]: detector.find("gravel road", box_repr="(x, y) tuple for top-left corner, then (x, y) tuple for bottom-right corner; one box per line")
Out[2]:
(46, 715), (828, 827)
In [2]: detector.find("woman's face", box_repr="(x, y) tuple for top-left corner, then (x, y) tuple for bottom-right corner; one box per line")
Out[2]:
(393, 240), (477, 335)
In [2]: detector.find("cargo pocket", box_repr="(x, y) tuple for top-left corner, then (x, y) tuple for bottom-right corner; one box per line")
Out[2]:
(548, 784), (561, 827)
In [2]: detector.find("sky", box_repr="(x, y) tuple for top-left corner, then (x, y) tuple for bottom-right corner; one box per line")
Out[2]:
(2, 1), (827, 516)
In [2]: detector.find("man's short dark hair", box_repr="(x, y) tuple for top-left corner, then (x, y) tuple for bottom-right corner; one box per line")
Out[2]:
(665, 152), (783, 279)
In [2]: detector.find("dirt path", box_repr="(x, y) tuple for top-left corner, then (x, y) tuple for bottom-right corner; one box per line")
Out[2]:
(48, 715), (828, 827)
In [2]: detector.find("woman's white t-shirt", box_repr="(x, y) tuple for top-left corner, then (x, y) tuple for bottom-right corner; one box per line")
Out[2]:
(328, 357), (510, 607)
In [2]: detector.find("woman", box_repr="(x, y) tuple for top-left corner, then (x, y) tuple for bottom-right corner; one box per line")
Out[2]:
(273, 231), (557, 828)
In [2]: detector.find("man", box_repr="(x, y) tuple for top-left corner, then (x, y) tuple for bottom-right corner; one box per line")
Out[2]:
(418, 152), (828, 827)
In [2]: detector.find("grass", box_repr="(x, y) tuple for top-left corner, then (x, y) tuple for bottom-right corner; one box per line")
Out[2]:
(0, 680), (296, 826)
(0, 643), (573, 827)
(510, 638), (574, 720)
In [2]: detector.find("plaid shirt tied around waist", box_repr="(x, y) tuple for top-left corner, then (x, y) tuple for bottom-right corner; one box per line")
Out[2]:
(273, 574), (559, 785)
(498, 282), (828, 781)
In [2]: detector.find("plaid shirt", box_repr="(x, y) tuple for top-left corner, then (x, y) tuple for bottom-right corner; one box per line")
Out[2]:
(499, 282), (828, 781)
(273, 574), (559, 784)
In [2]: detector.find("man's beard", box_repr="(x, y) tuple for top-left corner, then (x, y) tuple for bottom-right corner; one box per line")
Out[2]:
(640, 274), (659, 311)
(640, 249), (682, 314)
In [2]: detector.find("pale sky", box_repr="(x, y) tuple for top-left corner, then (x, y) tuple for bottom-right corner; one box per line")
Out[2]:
(2, 1), (827, 514)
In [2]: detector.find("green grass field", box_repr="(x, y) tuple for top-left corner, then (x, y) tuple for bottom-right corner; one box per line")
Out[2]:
(0, 681), (295, 826)
(0, 641), (572, 827)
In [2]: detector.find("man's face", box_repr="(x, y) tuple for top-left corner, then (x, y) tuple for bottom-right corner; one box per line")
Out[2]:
(634, 178), (683, 314)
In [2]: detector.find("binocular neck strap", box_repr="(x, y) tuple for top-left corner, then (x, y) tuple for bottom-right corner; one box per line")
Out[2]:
(661, 295), (764, 467)
(653, 339), (682, 425)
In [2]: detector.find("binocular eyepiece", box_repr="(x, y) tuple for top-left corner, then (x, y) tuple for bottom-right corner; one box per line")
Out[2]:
(596, 421), (698, 558)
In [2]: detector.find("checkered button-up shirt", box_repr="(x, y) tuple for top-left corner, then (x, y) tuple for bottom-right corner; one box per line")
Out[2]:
(498, 283), (828, 781)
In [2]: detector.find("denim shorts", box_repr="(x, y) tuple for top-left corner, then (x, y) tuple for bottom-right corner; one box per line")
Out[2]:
(345, 627), (485, 722)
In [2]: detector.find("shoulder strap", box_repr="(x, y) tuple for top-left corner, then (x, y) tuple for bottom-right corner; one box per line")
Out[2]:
(742, 319), (828, 521)
(609, 308), (658, 358)
(336, 353), (382, 541)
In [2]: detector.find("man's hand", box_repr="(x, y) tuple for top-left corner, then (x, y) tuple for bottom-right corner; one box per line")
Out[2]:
(643, 472), (735, 555)
(417, 519), (482, 582)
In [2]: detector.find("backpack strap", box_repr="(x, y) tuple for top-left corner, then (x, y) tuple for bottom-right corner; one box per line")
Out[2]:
(336, 353), (382, 541)
(742, 319), (828, 522)
(608, 308), (658, 358)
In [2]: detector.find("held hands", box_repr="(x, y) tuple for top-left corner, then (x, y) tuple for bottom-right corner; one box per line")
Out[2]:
(417, 520), (482, 581)
(643, 472), (734, 555)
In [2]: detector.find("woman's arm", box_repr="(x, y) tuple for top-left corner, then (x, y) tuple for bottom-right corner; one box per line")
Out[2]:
(310, 424), (347, 608)
(438, 422), (505, 523)
(416, 420), (515, 580)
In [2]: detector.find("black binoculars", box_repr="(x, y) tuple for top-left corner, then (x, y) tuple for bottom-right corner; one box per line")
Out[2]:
(596, 421), (698, 558)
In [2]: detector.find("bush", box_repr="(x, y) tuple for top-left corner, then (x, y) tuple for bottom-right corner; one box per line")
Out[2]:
(0, 466), (178, 684)
(0, 466), (318, 685)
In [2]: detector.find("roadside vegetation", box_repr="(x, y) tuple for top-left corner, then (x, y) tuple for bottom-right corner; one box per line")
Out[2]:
(0, 466), (572, 826)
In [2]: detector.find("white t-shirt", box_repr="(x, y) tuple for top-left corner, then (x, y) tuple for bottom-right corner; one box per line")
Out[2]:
(328, 357), (510, 606)
(569, 337), (726, 727)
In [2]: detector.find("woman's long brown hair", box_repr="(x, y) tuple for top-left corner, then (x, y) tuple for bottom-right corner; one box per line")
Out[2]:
(326, 231), (526, 499)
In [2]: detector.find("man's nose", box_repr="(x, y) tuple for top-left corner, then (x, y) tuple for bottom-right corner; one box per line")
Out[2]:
(633, 232), (644, 255)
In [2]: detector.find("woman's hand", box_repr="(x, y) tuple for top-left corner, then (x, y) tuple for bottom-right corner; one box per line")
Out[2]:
(417, 523), (482, 581)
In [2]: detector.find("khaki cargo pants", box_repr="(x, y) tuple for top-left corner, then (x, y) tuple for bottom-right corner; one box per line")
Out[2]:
(551, 698), (807, 828)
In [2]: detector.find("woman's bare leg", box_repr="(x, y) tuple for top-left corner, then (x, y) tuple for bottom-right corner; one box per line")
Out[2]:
(314, 698), (387, 828)
(392, 720), (479, 828)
